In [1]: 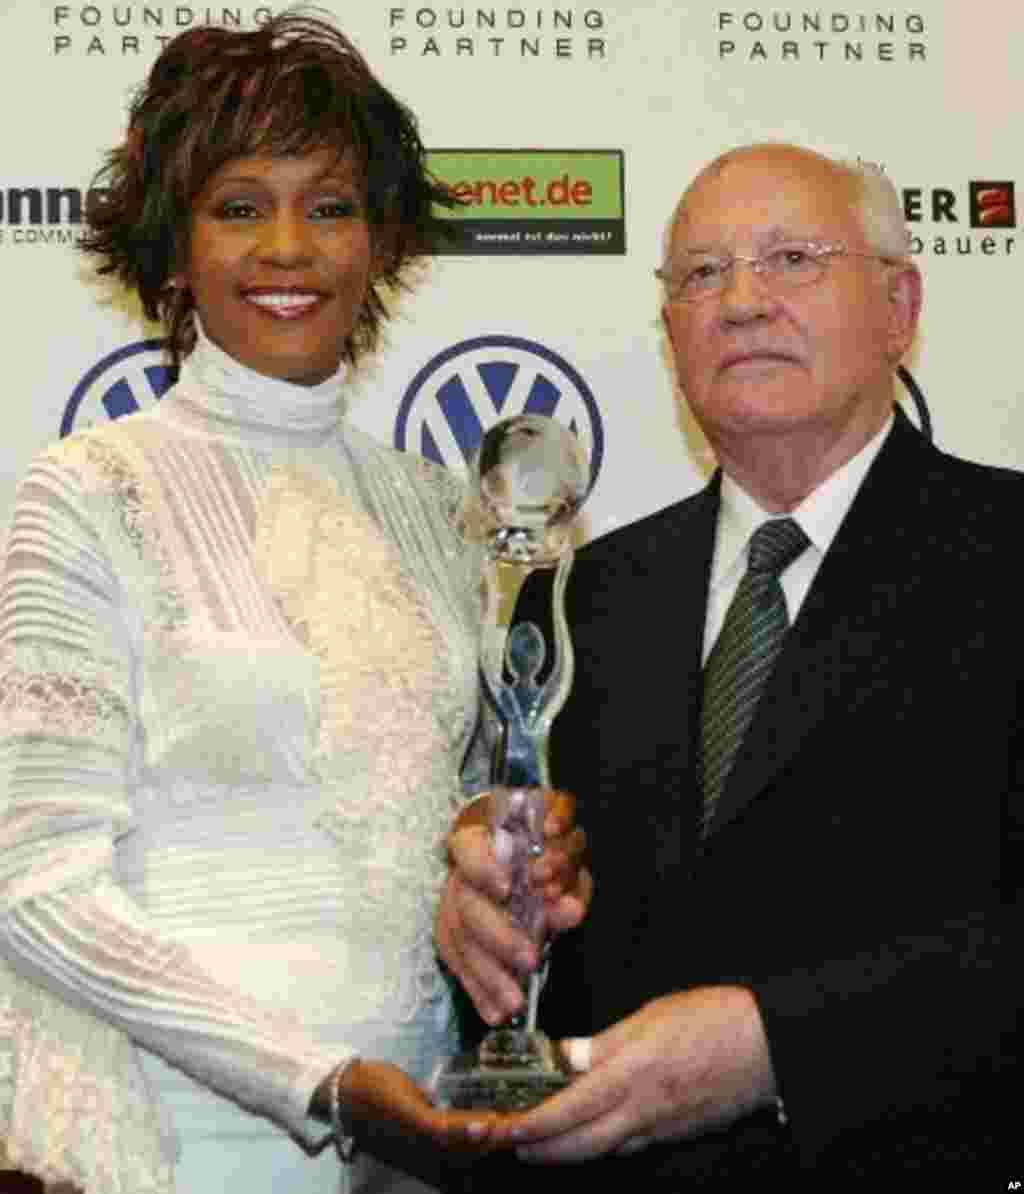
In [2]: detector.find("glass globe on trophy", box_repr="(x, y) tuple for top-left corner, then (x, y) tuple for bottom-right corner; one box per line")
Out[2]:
(432, 413), (590, 1112)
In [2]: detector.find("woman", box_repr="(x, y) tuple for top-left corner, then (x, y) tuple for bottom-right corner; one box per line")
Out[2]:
(0, 11), (533, 1192)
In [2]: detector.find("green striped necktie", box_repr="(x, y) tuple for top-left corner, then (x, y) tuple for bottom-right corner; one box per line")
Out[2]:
(700, 517), (811, 836)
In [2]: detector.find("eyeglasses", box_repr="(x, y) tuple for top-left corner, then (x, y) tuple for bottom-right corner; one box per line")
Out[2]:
(654, 241), (893, 304)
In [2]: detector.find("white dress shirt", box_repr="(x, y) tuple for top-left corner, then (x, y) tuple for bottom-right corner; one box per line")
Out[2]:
(702, 415), (894, 663)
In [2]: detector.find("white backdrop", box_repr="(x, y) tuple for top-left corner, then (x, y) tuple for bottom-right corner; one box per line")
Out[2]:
(1, 2), (1020, 542)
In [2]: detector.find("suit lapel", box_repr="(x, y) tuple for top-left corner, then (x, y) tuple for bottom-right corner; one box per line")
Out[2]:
(554, 476), (717, 812)
(639, 479), (719, 805)
(616, 481), (719, 969)
(706, 410), (935, 838)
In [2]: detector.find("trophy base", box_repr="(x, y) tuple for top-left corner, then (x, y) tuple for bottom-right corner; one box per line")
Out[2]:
(431, 1027), (572, 1111)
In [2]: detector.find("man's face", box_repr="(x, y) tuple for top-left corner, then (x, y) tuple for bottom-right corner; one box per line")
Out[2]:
(662, 147), (916, 458)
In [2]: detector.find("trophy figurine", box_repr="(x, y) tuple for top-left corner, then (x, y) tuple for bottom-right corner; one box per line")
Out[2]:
(432, 413), (590, 1112)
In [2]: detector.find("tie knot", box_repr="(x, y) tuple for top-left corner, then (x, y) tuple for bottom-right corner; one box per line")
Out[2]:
(747, 518), (810, 577)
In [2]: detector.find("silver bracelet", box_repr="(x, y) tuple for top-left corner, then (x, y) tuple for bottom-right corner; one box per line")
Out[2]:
(457, 789), (493, 815)
(328, 1059), (359, 1163)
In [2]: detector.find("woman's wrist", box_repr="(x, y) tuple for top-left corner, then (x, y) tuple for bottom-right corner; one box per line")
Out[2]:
(309, 1058), (361, 1161)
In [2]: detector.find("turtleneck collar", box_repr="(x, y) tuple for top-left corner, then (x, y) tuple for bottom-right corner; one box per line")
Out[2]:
(167, 317), (348, 441)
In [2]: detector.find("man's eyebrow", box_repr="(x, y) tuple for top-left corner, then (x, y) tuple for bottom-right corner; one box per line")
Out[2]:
(673, 226), (813, 255)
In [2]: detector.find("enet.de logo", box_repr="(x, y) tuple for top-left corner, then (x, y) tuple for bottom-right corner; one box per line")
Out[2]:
(62, 340), (178, 437)
(395, 335), (604, 490)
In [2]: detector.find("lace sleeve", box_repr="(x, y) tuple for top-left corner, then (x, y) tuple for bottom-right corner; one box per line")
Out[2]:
(0, 445), (337, 1189)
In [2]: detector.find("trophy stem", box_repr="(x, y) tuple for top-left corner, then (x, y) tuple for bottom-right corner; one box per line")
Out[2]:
(525, 969), (541, 1033)
(480, 559), (533, 693)
(437, 414), (588, 1111)
(547, 550), (576, 733)
(477, 551), (577, 790)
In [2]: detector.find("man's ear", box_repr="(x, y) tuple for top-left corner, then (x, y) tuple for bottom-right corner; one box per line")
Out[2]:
(886, 263), (922, 363)
(661, 303), (682, 358)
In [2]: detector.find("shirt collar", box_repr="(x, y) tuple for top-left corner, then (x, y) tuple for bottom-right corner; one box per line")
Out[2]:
(711, 413), (894, 591)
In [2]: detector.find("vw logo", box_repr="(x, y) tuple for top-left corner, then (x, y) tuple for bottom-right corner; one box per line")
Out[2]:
(395, 335), (604, 489)
(62, 339), (178, 437)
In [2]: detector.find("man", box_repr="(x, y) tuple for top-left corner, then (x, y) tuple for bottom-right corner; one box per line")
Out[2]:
(438, 144), (1019, 1178)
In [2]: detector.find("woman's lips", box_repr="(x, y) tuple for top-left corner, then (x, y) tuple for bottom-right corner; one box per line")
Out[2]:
(242, 289), (326, 319)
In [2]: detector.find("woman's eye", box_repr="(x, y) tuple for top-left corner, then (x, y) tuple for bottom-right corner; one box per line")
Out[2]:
(310, 199), (359, 219)
(216, 200), (260, 220)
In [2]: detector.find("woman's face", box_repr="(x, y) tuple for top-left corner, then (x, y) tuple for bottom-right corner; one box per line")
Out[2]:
(184, 148), (373, 386)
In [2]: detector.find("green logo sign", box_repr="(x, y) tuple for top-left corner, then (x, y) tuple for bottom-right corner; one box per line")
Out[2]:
(427, 149), (625, 254)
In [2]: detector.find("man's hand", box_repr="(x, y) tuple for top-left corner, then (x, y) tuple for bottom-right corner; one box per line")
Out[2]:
(436, 789), (590, 1025)
(497, 986), (777, 1161)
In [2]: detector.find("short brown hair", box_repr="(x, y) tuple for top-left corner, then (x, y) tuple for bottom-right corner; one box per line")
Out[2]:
(82, 8), (453, 366)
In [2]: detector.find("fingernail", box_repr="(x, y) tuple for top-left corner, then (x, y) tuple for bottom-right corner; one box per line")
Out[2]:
(564, 1037), (592, 1072)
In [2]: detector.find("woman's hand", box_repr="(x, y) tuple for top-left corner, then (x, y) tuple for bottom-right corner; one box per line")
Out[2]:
(436, 789), (591, 1025)
(316, 1060), (506, 1156)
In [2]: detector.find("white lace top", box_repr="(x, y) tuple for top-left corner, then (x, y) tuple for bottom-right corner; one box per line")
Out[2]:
(0, 327), (482, 1191)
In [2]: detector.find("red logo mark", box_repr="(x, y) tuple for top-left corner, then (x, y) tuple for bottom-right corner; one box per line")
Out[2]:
(969, 182), (1015, 229)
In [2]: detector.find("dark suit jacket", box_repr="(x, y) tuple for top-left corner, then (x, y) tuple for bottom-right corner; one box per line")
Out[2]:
(471, 409), (1019, 1183)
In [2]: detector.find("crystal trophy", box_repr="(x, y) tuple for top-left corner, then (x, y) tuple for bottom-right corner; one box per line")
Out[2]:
(433, 414), (590, 1111)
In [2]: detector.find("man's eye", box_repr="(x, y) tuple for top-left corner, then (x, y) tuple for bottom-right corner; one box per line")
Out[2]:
(772, 247), (814, 270)
(687, 260), (723, 285)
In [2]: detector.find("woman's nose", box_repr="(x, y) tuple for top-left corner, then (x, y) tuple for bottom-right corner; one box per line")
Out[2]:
(256, 212), (314, 267)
